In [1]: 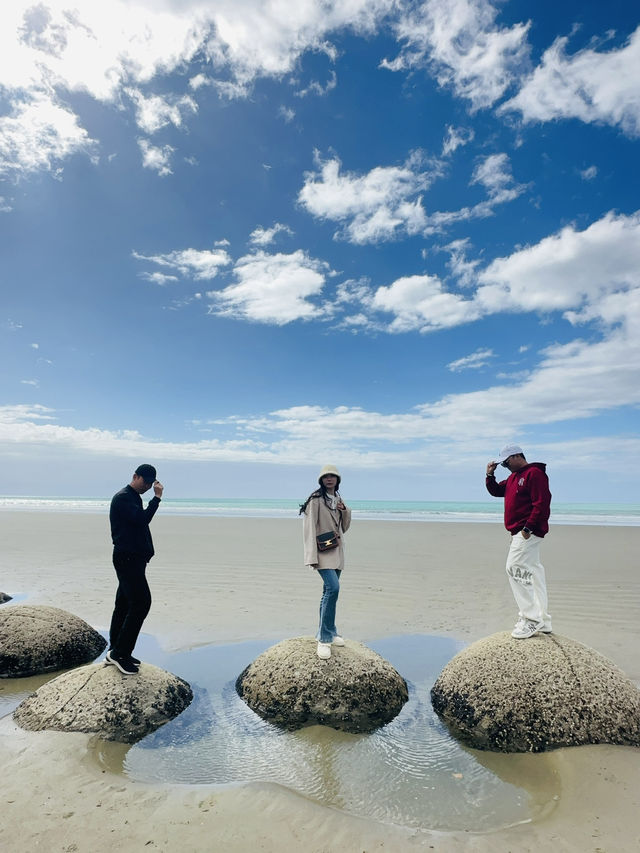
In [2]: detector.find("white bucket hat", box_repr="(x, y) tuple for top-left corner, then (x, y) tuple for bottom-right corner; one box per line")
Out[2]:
(318, 464), (341, 484)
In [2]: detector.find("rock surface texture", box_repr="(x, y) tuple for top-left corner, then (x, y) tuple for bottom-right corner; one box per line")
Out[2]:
(0, 605), (107, 677)
(13, 662), (193, 743)
(236, 636), (408, 733)
(431, 631), (640, 752)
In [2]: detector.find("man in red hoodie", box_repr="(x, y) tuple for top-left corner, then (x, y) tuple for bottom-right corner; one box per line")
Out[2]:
(486, 444), (552, 639)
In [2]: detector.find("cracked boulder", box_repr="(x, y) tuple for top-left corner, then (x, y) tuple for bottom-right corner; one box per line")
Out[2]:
(13, 662), (193, 743)
(236, 636), (408, 733)
(0, 605), (106, 678)
(431, 632), (640, 752)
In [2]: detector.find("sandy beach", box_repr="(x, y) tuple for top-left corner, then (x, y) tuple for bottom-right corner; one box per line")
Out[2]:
(1, 511), (639, 852)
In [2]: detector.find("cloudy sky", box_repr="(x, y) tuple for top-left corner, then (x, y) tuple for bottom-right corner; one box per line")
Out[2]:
(1, 0), (638, 502)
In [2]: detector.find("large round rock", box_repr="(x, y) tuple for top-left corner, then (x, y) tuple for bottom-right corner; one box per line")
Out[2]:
(431, 632), (640, 752)
(236, 637), (408, 733)
(14, 662), (193, 743)
(0, 605), (106, 677)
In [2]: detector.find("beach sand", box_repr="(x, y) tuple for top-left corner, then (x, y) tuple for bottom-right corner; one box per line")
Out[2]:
(1, 512), (639, 851)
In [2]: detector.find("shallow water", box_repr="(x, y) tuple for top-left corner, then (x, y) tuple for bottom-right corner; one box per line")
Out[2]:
(89, 634), (561, 833)
(0, 633), (561, 832)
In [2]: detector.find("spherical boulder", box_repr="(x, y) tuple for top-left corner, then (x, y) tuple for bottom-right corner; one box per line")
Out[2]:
(0, 605), (106, 678)
(431, 632), (640, 752)
(236, 636), (408, 733)
(13, 662), (193, 743)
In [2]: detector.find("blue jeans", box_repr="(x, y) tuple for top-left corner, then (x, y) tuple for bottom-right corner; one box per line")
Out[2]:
(316, 569), (341, 643)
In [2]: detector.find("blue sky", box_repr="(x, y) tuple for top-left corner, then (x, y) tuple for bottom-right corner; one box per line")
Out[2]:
(1, 0), (639, 502)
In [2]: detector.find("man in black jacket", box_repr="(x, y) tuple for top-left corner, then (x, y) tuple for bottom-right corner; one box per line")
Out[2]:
(106, 464), (163, 675)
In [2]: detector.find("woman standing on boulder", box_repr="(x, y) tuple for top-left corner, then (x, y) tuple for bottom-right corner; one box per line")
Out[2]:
(300, 464), (352, 660)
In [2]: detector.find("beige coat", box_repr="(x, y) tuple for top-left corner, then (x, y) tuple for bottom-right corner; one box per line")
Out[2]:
(303, 494), (352, 570)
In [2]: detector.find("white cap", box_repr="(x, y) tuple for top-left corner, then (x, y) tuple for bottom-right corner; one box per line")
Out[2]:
(497, 444), (524, 463)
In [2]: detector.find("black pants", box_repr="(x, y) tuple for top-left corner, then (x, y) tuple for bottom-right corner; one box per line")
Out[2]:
(109, 552), (152, 657)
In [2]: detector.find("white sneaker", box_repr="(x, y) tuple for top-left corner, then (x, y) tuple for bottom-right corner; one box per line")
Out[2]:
(511, 619), (543, 639)
(317, 643), (331, 659)
(331, 636), (345, 646)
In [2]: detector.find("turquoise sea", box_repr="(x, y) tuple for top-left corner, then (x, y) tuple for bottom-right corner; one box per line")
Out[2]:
(0, 496), (638, 526)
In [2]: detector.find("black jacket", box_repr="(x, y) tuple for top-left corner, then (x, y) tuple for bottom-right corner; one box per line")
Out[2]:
(110, 485), (160, 559)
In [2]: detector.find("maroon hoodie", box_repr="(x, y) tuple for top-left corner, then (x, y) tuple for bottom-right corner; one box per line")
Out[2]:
(486, 462), (551, 537)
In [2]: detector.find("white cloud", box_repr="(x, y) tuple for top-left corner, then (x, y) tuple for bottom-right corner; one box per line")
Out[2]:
(383, 0), (530, 110)
(298, 152), (435, 244)
(471, 152), (523, 205)
(299, 150), (524, 243)
(580, 165), (598, 181)
(447, 348), (494, 372)
(207, 250), (330, 325)
(200, 0), (394, 89)
(20, 379), (39, 387)
(137, 138), (175, 176)
(0, 404), (55, 423)
(279, 105), (296, 123)
(501, 27), (640, 136)
(475, 211), (640, 321)
(0, 93), (96, 178)
(442, 125), (474, 156)
(249, 222), (294, 246)
(443, 238), (481, 287)
(371, 274), (480, 333)
(133, 247), (232, 280)
(0, 196), (13, 212)
(332, 210), (640, 338)
(127, 89), (197, 134)
(139, 271), (180, 285)
(294, 70), (337, 98)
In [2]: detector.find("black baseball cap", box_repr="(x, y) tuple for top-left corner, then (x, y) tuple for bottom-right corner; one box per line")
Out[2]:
(135, 464), (157, 483)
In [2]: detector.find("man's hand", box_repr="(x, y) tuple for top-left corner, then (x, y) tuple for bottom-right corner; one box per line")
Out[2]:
(486, 461), (498, 476)
(522, 529), (531, 539)
(153, 480), (164, 498)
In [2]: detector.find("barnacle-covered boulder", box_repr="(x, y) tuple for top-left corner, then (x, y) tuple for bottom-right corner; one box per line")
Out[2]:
(0, 605), (106, 677)
(13, 662), (193, 743)
(431, 632), (640, 752)
(236, 636), (408, 733)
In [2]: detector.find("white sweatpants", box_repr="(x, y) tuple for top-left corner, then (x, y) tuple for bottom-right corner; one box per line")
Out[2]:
(505, 532), (551, 627)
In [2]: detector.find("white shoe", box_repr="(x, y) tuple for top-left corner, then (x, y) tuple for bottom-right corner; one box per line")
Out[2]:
(317, 643), (331, 659)
(331, 636), (345, 646)
(511, 619), (543, 639)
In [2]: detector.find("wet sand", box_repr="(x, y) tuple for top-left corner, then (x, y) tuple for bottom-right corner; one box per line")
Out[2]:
(1, 512), (639, 851)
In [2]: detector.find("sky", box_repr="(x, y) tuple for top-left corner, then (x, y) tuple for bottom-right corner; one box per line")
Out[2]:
(1, 0), (639, 502)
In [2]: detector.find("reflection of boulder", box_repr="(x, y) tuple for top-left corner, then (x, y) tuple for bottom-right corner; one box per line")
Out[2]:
(431, 632), (640, 752)
(0, 592), (12, 604)
(14, 662), (193, 744)
(236, 636), (408, 733)
(137, 683), (214, 748)
(0, 605), (106, 677)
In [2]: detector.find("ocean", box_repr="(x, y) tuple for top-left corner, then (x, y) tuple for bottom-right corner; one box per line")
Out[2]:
(0, 496), (638, 526)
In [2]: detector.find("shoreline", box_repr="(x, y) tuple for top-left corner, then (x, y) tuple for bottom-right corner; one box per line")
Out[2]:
(1, 513), (639, 851)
